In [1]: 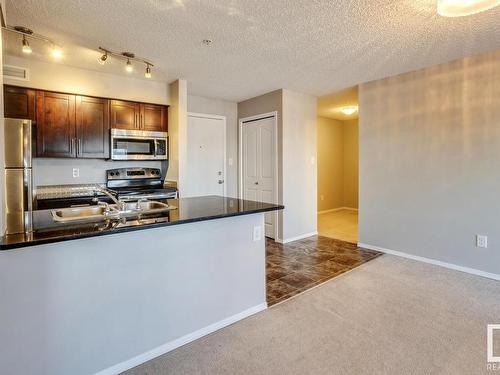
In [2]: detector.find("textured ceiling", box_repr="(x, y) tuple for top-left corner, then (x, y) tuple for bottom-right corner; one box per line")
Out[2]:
(3, 0), (500, 102)
(318, 86), (358, 120)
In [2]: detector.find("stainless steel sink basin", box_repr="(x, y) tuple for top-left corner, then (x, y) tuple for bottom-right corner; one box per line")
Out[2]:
(114, 200), (176, 217)
(51, 205), (119, 223)
(51, 200), (176, 223)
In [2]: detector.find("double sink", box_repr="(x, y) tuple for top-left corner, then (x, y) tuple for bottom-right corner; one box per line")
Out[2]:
(52, 200), (176, 224)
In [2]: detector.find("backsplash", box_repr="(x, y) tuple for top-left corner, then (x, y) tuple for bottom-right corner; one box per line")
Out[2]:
(33, 158), (165, 187)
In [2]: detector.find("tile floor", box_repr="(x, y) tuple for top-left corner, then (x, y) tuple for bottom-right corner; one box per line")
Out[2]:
(318, 209), (358, 243)
(266, 235), (381, 306)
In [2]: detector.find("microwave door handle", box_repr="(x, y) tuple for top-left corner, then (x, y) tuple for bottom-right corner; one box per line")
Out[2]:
(154, 139), (157, 157)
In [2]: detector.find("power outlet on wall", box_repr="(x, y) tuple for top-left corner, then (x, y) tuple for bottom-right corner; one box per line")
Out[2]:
(72, 168), (80, 178)
(476, 235), (488, 248)
(253, 226), (262, 241)
(320, 194), (324, 201)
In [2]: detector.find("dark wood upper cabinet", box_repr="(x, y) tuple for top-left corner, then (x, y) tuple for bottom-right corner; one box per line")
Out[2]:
(110, 100), (139, 130)
(36, 91), (76, 158)
(4, 85), (168, 159)
(4, 85), (36, 121)
(76, 96), (110, 158)
(141, 103), (167, 132)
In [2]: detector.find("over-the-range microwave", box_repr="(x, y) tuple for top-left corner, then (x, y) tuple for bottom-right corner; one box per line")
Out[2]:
(110, 129), (168, 160)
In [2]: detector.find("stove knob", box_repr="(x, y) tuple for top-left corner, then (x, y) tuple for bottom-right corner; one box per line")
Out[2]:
(110, 172), (114, 176)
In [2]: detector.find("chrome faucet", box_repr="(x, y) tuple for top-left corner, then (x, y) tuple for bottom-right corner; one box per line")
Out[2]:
(91, 185), (126, 211)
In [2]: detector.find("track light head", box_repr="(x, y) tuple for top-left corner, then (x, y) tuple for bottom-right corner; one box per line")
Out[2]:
(98, 52), (108, 65)
(22, 36), (32, 54)
(125, 59), (133, 72)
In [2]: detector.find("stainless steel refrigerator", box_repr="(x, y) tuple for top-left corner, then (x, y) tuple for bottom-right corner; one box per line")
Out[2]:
(4, 118), (33, 234)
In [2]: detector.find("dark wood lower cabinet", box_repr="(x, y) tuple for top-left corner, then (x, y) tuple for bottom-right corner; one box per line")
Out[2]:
(76, 96), (110, 158)
(36, 91), (76, 158)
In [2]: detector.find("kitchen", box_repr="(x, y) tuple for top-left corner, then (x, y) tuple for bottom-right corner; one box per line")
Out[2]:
(0, 4), (284, 375)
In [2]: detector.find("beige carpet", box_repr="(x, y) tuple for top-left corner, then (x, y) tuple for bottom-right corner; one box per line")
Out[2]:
(123, 255), (500, 375)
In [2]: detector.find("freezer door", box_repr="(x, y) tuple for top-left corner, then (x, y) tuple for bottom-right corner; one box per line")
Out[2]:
(5, 118), (32, 168)
(5, 168), (33, 234)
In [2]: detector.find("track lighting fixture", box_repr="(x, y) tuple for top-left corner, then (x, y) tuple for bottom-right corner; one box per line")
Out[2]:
(22, 35), (32, 54)
(97, 47), (154, 79)
(3, 25), (62, 58)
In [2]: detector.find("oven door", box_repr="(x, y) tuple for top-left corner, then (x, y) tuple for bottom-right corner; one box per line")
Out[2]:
(111, 136), (157, 160)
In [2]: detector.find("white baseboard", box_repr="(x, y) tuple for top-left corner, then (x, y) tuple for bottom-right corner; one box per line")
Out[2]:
(358, 242), (500, 281)
(318, 207), (358, 214)
(276, 231), (318, 244)
(94, 303), (268, 375)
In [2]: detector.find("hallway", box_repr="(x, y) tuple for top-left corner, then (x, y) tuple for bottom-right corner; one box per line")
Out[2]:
(318, 209), (358, 243)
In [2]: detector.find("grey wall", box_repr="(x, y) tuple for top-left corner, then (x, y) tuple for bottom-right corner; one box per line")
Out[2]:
(359, 48), (500, 276)
(0, 214), (266, 375)
(187, 94), (238, 197)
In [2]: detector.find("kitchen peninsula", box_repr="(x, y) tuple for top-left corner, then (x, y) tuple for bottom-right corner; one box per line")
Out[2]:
(0, 196), (283, 375)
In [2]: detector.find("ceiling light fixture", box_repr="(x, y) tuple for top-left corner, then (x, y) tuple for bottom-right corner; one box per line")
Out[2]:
(22, 35), (32, 54)
(3, 25), (62, 58)
(202, 39), (213, 46)
(125, 58), (133, 72)
(437, 0), (500, 17)
(339, 106), (358, 116)
(97, 47), (154, 79)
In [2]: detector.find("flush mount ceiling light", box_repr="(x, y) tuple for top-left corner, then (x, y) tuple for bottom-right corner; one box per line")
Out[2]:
(97, 47), (154, 79)
(3, 25), (63, 59)
(339, 105), (358, 116)
(437, 0), (500, 16)
(202, 39), (213, 46)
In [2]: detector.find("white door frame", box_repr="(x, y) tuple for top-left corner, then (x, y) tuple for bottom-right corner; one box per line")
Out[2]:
(238, 111), (279, 239)
(187, 112), (227, 197)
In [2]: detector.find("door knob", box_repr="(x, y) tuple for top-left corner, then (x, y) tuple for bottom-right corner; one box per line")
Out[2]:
(254, 182), (259, 185)
(218, 180), (224, 184)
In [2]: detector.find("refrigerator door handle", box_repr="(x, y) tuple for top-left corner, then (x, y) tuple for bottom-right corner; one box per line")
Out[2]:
(23, 120), (32, 168)
(23, 168), (33, 233)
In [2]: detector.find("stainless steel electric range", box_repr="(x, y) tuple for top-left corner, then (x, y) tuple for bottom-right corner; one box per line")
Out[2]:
(106, 167), (177, 201)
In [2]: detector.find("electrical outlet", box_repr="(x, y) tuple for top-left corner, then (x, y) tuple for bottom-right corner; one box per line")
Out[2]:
(476, 235), (488, 248)
(253, 226), (262, 241)
(72, 168), (80, 178)
(228, 158), (233, 166)
(320, 194), (324, 201)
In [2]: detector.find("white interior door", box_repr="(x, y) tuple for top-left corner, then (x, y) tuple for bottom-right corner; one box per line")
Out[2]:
(242, 116), (277, 238)
(184, 114), (226, 198)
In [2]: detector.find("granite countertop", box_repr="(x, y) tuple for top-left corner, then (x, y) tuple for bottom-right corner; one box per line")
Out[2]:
(0, 196), (284, 250)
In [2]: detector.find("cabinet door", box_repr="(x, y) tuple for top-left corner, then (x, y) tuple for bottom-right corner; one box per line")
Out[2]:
(4, 85), (36, 120)
(36, 91), (76, 158)
(110, 100), (139, 130)
(76, 96), (110, 158)
(141, 104), (167, 132)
